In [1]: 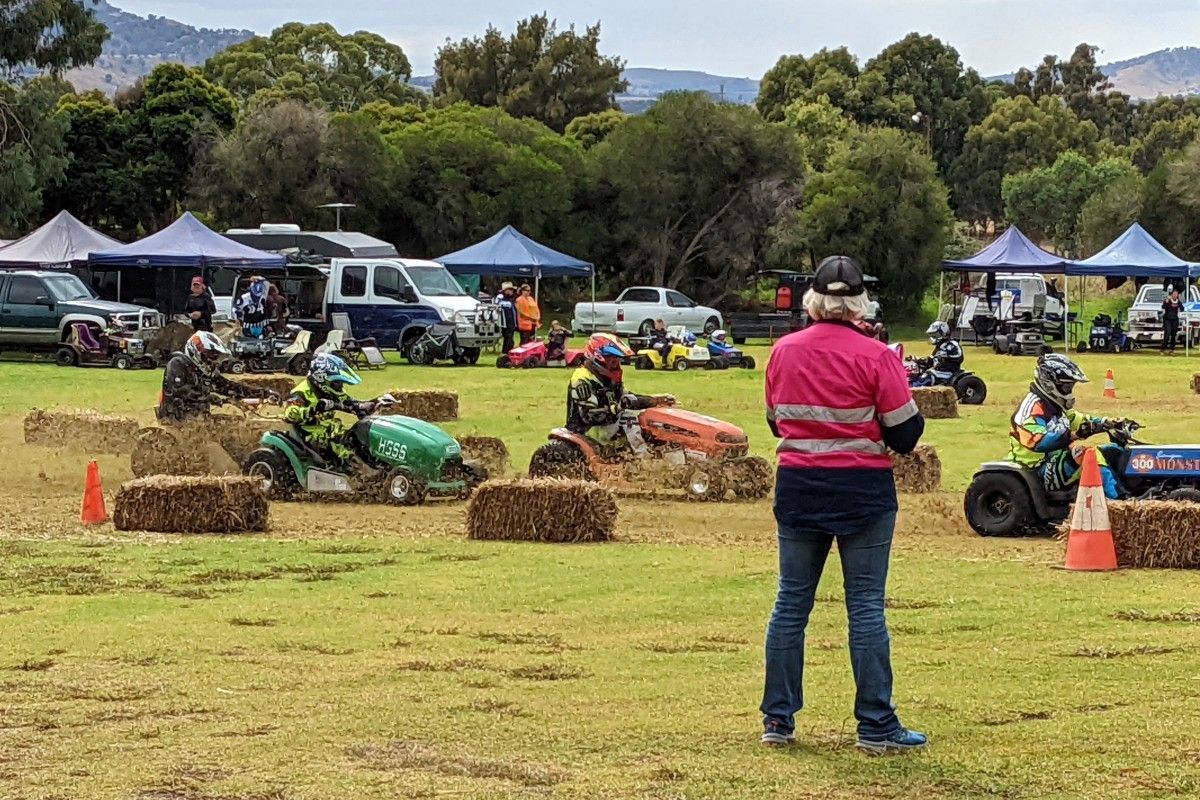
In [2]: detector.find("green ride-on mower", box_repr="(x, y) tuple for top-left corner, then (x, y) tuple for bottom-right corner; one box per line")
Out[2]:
(243, 395), (487, 505)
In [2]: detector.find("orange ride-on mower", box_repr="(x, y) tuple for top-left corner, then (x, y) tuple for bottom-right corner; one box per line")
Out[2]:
(527, 406), (772, 501)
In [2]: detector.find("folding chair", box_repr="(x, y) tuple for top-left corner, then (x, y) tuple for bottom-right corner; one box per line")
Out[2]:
(329, 312), (386, 369)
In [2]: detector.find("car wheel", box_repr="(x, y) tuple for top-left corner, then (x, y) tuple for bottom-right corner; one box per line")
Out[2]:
(955, 375), (987, 405)
(638, 319), (655, 336)
(244, 448), (298, 500)
(963, 472), (1035, 536)
(704, 317), (720, 335)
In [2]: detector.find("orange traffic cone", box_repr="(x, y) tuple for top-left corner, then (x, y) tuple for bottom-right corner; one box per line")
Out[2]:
(1063, 448), (1118, 571)
(80, 460), (109, 525)
(1103, 369), (1117, 398)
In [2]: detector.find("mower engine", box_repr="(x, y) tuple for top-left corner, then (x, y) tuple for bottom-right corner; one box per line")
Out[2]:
(637, 407), (749, 460)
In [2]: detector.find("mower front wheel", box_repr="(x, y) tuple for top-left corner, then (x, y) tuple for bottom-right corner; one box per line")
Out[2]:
(1076, 342), (1089, 353)
(111, 354), (133, 370)
(496, 354), (511, 368)
(288, 353), (312, 375)
(740, 356), (756, 370)
(382, 468), (426, 506)
(672, 358), (690, 372)
(228, 360), (247, 375)
(634, 355), (653, 371)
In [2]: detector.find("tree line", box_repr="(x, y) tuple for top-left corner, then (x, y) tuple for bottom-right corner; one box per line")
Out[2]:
(6, 5), (1200, 316)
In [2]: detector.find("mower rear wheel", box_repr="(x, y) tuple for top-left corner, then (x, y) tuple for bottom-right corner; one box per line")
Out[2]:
(964, 471), (1034, 536)
(382, 467), (426, 506)
(496, 355), (511, 368)
(634, 354), (653, 370)
(528, 440), (595, 481)
(1076, 342), (1089, 353)
(1166, 487), (1200, 503)
(244, 448), (298, 500)
(683, 465), (725, 501)
(288, 353), (312, 375)
(955, 375), (987, 405)
(524, 355), (544, 368)
(55, 346), (78, 367)
(229, 360), (247, 374)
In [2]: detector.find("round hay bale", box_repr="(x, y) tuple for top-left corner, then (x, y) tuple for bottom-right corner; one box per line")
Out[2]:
(233, 376), (296, 399)
(467, 479), (616, 542)
(23, 409), (140, 454)
(890, 445), (942, 493)
(1106, 500), (1200, 569)
(457, 436), (509, 476)
(113, 475), (269, 533)
(910, 387), (958, 419)
(381, 390), (459, 422)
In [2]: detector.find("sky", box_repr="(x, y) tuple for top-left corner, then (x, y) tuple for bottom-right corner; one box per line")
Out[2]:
(111, 0), (1200, 78)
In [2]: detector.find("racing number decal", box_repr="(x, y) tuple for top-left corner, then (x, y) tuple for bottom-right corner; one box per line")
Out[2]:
(378, 440), (408, 462)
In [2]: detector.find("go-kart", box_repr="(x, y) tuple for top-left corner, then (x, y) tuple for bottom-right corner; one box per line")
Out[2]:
(496, 338), (585, 368)
(243, 395), (486, 505)
(963, 420), (1200, 536)
(706, 337), (756, 370)
(904, 357), (987, 405)
(225, 329), (313, 375)
(56, 321), (158, 370)
(527, 402), (772, 502)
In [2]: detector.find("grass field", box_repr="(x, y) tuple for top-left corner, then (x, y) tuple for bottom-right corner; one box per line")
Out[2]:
(1, 341), (1199, 799)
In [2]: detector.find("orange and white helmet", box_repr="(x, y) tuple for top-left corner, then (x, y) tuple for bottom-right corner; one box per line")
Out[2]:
(584, 333), (632, 381)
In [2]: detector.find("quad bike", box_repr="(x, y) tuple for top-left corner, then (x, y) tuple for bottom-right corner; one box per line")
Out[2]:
(903, 357), (987, 405)
(243, 396), (487, 505)
(224, 329), (313, 375)
(56, 321), (158, 370)
(131, 398), (282, 478)
(527, 404), (772, 502)
(706, 338), (756, 369)
(964, 420), (1200, 536)
(496, 338), (585, 368)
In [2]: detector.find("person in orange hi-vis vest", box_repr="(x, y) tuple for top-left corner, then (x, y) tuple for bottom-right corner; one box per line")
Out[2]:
(515, 283), (541, 344)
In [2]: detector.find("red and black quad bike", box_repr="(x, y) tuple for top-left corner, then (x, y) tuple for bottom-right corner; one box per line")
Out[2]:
(527, 405), (772, 502)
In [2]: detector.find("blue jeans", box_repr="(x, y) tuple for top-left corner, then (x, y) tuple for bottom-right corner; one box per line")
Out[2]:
(760, 513), (900, 738)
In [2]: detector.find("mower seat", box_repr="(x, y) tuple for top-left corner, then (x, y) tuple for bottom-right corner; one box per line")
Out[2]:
(71, 322), (104, 354)
(281, 425), (329, 466)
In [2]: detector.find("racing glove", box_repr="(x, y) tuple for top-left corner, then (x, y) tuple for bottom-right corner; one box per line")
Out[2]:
(317, 398), (342, 413)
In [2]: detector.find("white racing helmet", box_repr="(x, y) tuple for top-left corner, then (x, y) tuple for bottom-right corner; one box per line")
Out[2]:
(184, 330), (230, 375)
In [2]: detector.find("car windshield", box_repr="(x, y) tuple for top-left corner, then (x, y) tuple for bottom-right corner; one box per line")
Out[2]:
(44, 274), (96, 301)
(1142, 286), (1200, 304)
(406, 265), (465, 297)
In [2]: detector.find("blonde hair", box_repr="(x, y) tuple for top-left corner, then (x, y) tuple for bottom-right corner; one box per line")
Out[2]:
(803, 288), (871, 322)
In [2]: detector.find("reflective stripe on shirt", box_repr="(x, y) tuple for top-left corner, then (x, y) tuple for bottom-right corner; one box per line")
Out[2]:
(879, 399), (919, 427)
(768, 403), (876, 424)
(777, 437), (888, 456)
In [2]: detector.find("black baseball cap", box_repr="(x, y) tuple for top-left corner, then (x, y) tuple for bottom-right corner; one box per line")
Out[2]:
(813, 255), (865, 297)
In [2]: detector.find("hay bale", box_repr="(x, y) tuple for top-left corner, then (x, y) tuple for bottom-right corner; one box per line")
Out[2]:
(23, 409), (140, 454)
(890, 445), (942, 493)
(382, 390), (459, 422)
(1107, 500), (1200, 569)
(910, 387), (958, 419)
(467, 479), (616, 542)
(458, 436), (509, 476)
(113, 475), (269, 533)
(1192, 373), (1200, 394)
(130, 417), (283, 477)
(233, 376), (296, 399)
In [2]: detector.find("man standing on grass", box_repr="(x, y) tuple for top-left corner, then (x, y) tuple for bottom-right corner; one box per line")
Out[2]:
(759, 255), (927, 755)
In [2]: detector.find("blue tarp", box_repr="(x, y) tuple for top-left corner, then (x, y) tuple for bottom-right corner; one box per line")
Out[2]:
(88, 212), (285, 269)
(942, 226), (1069, 273)
(1067, 223), (1200, 278)
(0, 210), (120, 268)
(435, 225), (593, 278)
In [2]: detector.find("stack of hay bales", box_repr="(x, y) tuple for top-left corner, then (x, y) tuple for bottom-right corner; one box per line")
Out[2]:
(113, 476), (269, 533)
(1108, 500), (1200, 568)
(890, 445), (942, 493)
(910, 387), (958, 419)
(23, 409), (140, 454)
(467, 479), (616, 542)
(457, 436), (509, 476)
(234, 376), (296, 399)
(382, 390), (459, 422)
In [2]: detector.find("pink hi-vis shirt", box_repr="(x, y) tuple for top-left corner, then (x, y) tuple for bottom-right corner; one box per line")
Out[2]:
(766, 322), (919, 470)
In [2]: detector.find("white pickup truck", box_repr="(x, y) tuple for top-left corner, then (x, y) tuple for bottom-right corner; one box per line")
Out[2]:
(1127, 284), (1200, 345)
(572, 286), (723, 336)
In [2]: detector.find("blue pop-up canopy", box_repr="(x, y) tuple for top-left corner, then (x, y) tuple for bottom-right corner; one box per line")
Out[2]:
(435, 225), (593, 278)
(1067, 223), (1200, 278)
(89, 212), (285, 269)
(942, 226), (1069, 274)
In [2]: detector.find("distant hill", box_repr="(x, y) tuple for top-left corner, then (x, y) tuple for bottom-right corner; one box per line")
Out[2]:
(989, 47), (1200, 99)
(412, 67), (760, 111)
(61, 1), (254, 94)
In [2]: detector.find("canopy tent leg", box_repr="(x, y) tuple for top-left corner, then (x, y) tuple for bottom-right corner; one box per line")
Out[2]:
(1063, 278), (1069, 355)
(534, 271), (540, 301)
(117, 271), (121, 303)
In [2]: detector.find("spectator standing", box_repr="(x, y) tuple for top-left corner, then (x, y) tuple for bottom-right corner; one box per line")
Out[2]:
(495, 282), (518, 353)
(516, 283), (541, 344)
(760, 255), (927, 755)
(266, 283), (290, 335)
(1162, 288), (1182, 354)
(183, 276), (216, 332)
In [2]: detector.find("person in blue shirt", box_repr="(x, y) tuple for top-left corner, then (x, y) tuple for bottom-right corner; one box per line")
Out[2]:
(495, 282), (518, 353)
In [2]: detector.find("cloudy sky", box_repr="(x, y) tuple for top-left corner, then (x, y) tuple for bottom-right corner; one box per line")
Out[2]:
(112, 0), (1200, 77)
